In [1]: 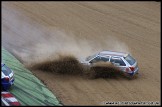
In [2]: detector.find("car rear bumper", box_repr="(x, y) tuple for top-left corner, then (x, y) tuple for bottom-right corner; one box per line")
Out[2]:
(2, 79), (14, 90)
(128, 67), (139, 76)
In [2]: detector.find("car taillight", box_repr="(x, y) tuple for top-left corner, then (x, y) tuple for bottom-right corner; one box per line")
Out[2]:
(4, 77), (9, 82)
(129, 67), (134, 71)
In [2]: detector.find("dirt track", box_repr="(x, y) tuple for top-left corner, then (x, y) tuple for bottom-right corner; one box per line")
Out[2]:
(2, 2), (160, 105)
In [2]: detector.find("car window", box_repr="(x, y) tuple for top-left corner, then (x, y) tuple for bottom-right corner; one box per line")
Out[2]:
(89, 56), (100, 63)
(124, 54), (136, 65)
(100, 56), (110, 62)
(90, 56), (110, 63)
(2, 65), (12, 76)
(110, 57), (126, 66)
(86, 53), (98, 61)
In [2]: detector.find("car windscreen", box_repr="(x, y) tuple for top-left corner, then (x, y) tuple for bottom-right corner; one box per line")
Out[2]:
(124, 54), (136, 65)
(2, 65), (12, 76)
(86, 53), (98, 61)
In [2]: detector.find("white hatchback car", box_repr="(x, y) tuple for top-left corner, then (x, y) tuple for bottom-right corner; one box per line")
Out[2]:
(81, 50), (139, 78)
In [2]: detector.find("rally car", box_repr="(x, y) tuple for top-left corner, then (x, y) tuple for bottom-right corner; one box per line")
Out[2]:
(1, 63), (15, 90)
(80, 50), (139, 78)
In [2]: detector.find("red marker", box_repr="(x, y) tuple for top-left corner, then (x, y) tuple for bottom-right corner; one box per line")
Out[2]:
(1, 91), (21, 106)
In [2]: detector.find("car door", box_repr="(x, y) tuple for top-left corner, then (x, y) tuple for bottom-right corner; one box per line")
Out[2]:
(110, 56), (127, 71)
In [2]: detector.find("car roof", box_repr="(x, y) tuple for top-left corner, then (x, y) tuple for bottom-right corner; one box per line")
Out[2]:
(98, 50), (128, 57)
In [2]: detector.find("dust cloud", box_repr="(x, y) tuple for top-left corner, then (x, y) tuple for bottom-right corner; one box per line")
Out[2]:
(2, 4), (131, 67)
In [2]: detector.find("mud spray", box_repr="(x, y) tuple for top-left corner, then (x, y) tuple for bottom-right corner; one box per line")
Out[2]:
(2, 3), (130, 79)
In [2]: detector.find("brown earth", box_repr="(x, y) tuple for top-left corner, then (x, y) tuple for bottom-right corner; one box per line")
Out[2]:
(2, 1), (160, 105)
